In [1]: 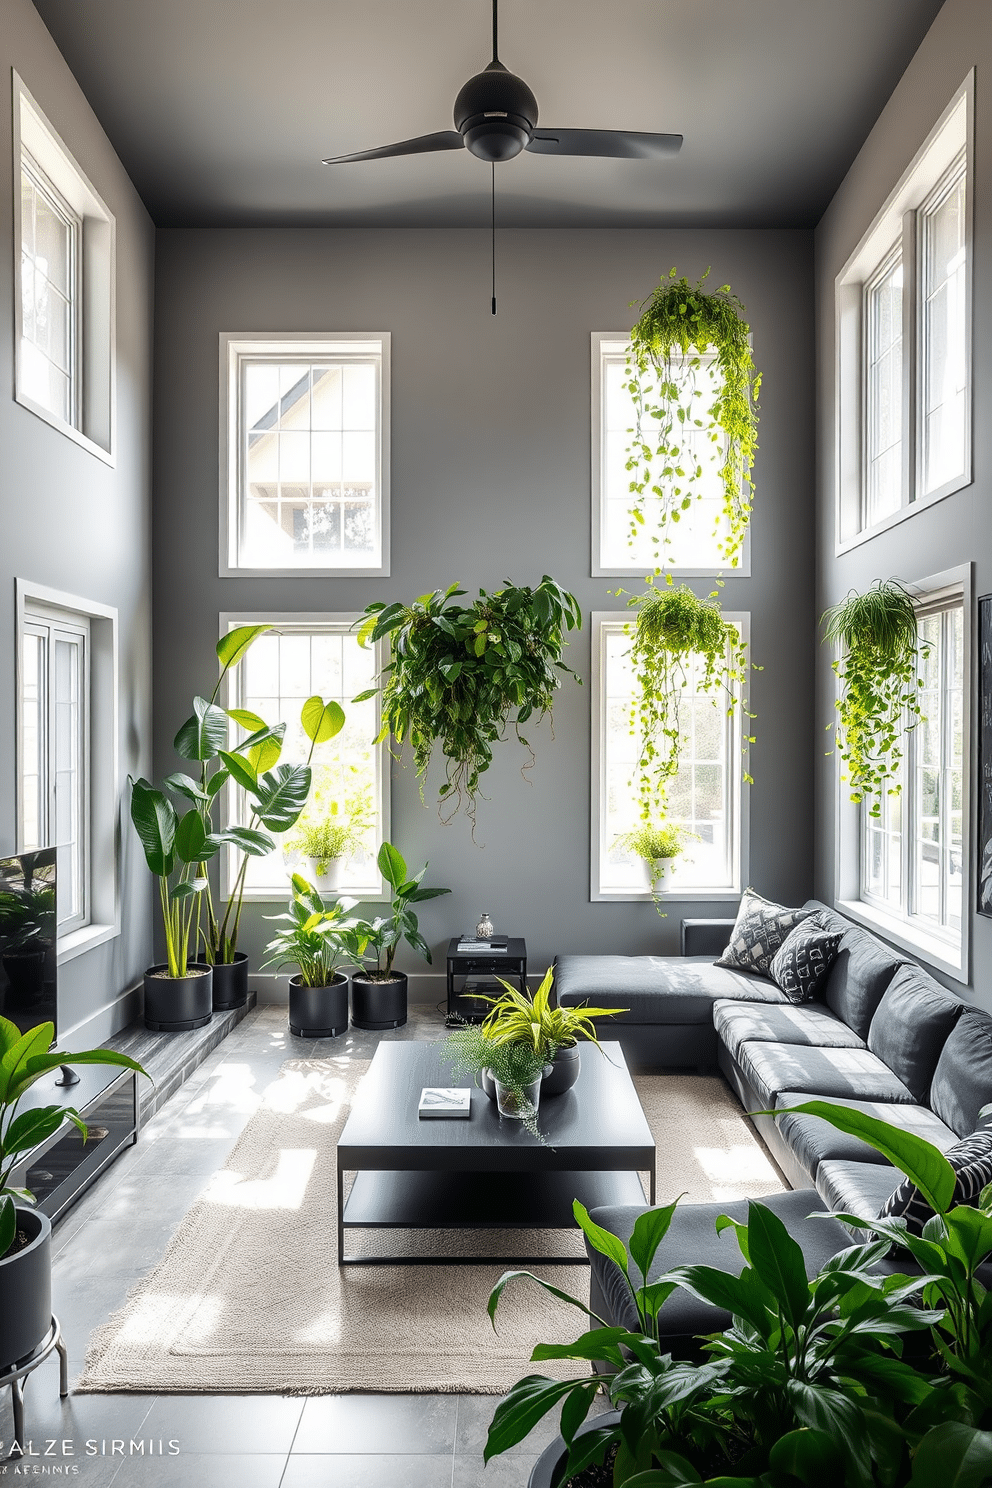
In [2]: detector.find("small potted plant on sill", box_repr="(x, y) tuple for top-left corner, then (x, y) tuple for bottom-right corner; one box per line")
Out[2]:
(0, 1015), (147, 1374)
(287, 785), (374, 899)
(479, 965), (626, 1096)
(344, 843), (450, 1031)
(441, 1024), (548, 1137)
(616, 820), (698, 909)
(262, 875), (361, 1038)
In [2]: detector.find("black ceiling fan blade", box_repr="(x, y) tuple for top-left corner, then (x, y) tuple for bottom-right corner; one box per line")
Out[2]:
(323, 130), (464, 165)
(526, 128), (683, 160)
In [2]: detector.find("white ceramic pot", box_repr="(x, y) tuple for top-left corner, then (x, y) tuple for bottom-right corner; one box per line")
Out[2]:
(302, 855), (344, 897)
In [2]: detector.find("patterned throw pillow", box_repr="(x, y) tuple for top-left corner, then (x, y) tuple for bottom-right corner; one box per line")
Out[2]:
(769, 924), (842, 1005)
(877, 1131), (992, 1236)
(715, 889), (813, 978)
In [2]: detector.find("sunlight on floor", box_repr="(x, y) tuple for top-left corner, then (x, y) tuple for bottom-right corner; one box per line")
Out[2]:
(694, 1143), (781, 1197)
(205, 1148), (317, 1210)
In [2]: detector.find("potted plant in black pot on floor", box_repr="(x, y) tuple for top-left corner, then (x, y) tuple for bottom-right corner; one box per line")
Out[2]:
(263, 875), (360, 1038)
(344, 842), (450, 1030)
(0, 1015), (147, 1376)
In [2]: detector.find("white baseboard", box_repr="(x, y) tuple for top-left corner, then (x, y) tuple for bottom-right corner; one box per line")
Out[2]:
(60, 981), (143, 1049)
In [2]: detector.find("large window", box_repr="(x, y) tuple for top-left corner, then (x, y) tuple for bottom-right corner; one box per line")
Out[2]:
(13, 75), (116, 459)
(593, 336), (736, 577)
(837, 78), (971, 547)
(861, 596), (965, 949)
(222, 337), (390, 576)
(224, 616), (388, 899)
(592, 614), (743, 900)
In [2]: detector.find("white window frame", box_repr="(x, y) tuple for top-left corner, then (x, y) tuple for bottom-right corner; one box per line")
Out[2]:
(835, 73), (973, 553)
(219, 335), (391, 578)
(592, 334), (751, 579)
(15, 580), (121, 961)
(12, 73), (117, 463)
(19, 151), (81, 430)
(835, 564), (971, 982)
(219, 613), (390, 902)
(590, 610), (748, 902)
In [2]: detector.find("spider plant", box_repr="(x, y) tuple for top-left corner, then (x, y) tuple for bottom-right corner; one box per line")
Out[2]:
(479, 965), (624, 1060)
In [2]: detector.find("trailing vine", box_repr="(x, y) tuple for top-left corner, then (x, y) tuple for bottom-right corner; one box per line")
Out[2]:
(356, 577), (582, 826)
(821, 579), (929, 818)
(624, 582), (753, 818)
(624, 267), (761, 568)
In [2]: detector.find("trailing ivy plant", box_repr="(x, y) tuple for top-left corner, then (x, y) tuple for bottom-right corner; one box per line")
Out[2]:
(356, 577), (582, 825)
(624, 266), (761, 569)
(822, 579), (929, 819)
(625, 582), (753, 818)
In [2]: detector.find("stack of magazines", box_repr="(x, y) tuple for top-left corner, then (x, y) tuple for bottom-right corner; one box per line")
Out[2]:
(456, 936), (509, 952)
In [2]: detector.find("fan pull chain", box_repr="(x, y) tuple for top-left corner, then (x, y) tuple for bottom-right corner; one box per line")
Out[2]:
(491, 162), (497, 315)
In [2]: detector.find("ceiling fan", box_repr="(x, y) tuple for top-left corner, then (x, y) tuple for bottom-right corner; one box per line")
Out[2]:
(322, 0), (683, 167)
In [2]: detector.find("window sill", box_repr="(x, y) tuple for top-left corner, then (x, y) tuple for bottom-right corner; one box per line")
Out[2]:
(58, 922), (119, 964)
(836, 899), (966, 984)
(15, 389), (114, 466)
(836, 472), (971, 555)
(592, 887), (740, 904)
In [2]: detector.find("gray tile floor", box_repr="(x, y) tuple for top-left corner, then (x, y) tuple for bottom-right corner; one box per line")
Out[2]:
(0, 1003), (605, 1485)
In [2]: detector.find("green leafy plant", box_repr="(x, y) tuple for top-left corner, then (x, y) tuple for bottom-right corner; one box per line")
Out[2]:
(356, 577), (582, 825)
(478, 965), (624, 1060)
(262, 875), (361, 988)
(291, 790), (373, 872)
(624, 583), (753, 817)
(625, 267), (761, 569)
(821, 580), (929, 818)
(167, 629), (346, 964)
(344, 842), (449, 980)
(441, 1023), (548, 1139)
(0, 856), (56, 953)
(0, 1015), (148, 1259)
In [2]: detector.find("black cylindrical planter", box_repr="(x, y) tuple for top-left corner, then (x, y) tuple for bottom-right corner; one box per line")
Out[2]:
(0, 1207), (52, 1371)
(351, 971), (408, 1030)
(528, 1410), (621, 1488)
(542, 1045), (581, 1096)
(211, 952), (249, 1010)
(289, 972), (349, 1038)
(144, 963), (213, 1031)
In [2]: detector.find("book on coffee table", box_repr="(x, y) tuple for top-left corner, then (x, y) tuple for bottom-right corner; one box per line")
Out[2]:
(418, 1087), (472, 1119)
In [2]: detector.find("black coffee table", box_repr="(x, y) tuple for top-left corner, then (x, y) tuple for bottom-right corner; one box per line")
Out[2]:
(336, 1040), (655, 1265)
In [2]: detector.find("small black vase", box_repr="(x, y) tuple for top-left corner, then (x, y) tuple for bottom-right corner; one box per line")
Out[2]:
(541, 1045), (582, 1096)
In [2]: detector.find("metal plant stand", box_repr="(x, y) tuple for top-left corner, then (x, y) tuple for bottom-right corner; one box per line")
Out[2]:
(2, 1317), (68, 1453)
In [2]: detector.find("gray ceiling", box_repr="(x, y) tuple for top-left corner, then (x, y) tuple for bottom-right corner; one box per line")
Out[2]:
(31, 0), (946, 229)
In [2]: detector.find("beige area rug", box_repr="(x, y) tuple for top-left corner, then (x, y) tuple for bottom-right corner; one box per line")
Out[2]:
(77, 1057), (784, 1395)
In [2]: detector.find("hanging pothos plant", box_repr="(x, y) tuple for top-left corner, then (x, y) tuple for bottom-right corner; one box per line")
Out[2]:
(356, 577), (582, 825)
(821, 579), (929, 819)
(625, 582), (753, 818)
(624, 267), (761, 569)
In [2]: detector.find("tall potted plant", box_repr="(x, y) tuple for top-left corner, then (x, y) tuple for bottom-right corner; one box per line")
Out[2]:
(344, 843), (450, 1030)
(0, 1015), (147, 1373)
(262, 876), (360, 1038)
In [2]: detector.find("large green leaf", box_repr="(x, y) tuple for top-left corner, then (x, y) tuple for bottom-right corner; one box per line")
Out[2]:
(212, 827), (275, 858)
(0, 1197), (15, 1260)
(254, 765), (312, 831)
(174, 696), (230, 762)
(780, 1100), (956, 1213)
(666, 1262), (770, 1336)
(531, 1326), (630, 1366)
(377, 841), (406, 889)
(230, 720), (285, 775)
(301, 696), (345, 745)
(162, 772), (211, 806)
(0, 1022), (54, 1103)
(769, 1430), (844, 1488)
(911, 1422), (992, 1488)
(573, 1199), (630, 1278)
(629, 1196), (682, 1287)
(174, 808), (207, 865)
(128, 777), (177, 877)
(746, 1199), (810, 1330)
(483, 1375), (585, 1463)
(2, 1105), (74, 1160)
(219, 749), (259, 792)
(216, 624), (270, 674)
(7, 1045), (147, 1104)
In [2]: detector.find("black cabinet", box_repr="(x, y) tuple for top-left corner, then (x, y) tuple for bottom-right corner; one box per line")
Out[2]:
(445, 937), (527, 1025)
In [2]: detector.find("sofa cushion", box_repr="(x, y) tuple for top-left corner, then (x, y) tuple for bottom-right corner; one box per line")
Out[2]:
(775, 1092), (958, 1175)
(769, 924), (842, 1004)
(815, 1160), (902, 1238)
(878, 1131), (992, 1236)
(555, 956), (785, 1026)
(716, 890), (813, 977)
(866, 965), (963, 1103)
(587, 1189), (852, 1343)
(737, 1041), (916, 1109)
(713, 1002), (865, 1063)
(800, 905), (904, 1040)
(928, 1008), (992, 1137)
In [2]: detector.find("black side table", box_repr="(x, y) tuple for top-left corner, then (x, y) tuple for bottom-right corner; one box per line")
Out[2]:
(445, 937), (527, 1025)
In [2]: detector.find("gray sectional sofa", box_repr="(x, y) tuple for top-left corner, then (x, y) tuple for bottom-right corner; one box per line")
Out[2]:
(556, 898), (992, 1346)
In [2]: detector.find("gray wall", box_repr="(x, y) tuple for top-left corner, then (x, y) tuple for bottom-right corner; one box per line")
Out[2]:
(0, 0), (155, 1041)
(814, 0), (990, 1005)
(153, 226), (814, 995)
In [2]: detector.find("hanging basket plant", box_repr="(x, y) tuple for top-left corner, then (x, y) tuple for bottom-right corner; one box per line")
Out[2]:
(821, 579), (929, 818)
(626, 582), (753, 817)
(624, 267), (761, 569)
(356, 577), (582, 825)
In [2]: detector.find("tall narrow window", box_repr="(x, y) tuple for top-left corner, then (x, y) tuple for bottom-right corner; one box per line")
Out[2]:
(592, 615), (742, 899)
(921, 156), (968, 498)
(863, 248), (903, 528)
(225, 617), (387, 898)
(223, 337), (390, 576)
(19, 607), (89, 933)
(19, 157), (78, 427)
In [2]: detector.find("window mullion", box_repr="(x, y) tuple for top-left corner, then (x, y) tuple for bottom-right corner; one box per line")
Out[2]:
(901, 209), (917, 507)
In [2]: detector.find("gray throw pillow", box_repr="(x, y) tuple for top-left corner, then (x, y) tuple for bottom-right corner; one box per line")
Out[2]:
(877, 1131), (992, 1237)
(769, 924), (842, 1005)
(715, 889), (813, 978)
